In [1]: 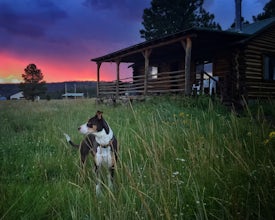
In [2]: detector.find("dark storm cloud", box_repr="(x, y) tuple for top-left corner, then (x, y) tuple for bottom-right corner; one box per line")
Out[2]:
(82, 0), (149, 21)
(82, 0), (124, 9)
(0, 3), (43, 37)
(0, 0), (68, 38)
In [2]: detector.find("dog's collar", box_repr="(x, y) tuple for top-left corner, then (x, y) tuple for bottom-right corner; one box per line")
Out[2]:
(99, 136), (114, 148)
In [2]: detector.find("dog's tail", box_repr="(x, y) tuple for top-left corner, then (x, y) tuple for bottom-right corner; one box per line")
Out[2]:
(64, 133), (79, 148)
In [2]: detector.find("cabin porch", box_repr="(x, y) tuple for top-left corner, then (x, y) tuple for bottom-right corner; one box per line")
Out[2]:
(96, 68), (223, 103)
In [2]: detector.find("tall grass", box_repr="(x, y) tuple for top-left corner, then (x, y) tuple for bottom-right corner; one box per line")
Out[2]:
(0, 97), (274, 219)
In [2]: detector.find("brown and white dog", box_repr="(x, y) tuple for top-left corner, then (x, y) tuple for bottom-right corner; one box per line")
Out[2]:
(64, 111), (118, 195)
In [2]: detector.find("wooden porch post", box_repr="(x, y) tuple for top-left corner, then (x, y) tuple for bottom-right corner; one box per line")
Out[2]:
(142, 49), (152, 96)
(116, 60), (120, 99)
(181, 37), (192, 95)
(96, 62), (101, 97)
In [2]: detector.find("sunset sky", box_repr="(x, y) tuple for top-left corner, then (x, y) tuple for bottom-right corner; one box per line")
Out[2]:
(0, 0), (269, 83)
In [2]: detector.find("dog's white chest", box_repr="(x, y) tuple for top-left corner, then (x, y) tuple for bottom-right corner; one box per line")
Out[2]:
(95, 146), (112, 167)
(94, 129), (113, 146)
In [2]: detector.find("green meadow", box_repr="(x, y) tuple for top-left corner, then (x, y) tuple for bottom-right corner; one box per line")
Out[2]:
(0, 97), (274, 219)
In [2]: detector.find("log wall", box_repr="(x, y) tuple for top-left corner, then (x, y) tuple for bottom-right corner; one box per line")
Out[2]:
(244, 25), (275, 98)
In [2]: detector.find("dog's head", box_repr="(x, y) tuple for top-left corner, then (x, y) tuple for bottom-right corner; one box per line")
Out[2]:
(78, 111), (110, 135)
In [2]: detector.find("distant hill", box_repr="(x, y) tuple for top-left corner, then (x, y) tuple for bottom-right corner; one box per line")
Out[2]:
(0, 84), (19, 98)
(0, 81), (97, 99)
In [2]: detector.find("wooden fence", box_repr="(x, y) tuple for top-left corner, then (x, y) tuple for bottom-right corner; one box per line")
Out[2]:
(98, 70), (185, 98)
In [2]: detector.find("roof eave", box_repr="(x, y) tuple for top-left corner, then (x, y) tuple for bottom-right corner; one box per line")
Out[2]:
(90, 27), (251, 63)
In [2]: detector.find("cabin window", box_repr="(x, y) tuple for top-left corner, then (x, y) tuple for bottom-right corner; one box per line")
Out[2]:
(263, 55), (275, 80)
(149, 66), (158, 79)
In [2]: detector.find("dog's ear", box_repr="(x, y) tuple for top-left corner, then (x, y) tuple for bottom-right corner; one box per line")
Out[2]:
(102, 118), (110, 134)
(96, 110), (103, 119)
(96, 110), (109, 134)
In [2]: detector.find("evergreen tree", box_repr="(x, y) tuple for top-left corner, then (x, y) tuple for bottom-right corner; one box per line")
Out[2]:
(253, 0), (275, 21)
(140, 0), (221, 41)
(230, 17), (250, 29)
(195, 6), (221, 30)
(19, 64), (47, 101)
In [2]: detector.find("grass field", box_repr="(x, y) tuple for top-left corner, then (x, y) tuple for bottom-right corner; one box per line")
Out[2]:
(0, 96), (275, 219)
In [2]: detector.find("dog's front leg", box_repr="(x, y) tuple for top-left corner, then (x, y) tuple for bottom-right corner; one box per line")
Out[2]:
(108, 166), (114, 190)
(107, 153), (116, 190)
(94, 164), (101, 196)
(95, 148), (103, 196)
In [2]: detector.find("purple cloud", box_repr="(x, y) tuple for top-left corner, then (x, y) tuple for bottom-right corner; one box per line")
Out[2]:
(82, 0), (150, 21)
(0, 0), (68, 38)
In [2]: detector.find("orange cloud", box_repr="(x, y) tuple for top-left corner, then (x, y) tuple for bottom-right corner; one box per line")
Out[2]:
(0, 52), (25, 82)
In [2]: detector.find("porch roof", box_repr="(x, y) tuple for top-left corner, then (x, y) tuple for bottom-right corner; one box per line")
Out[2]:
(91, 27), (249, 64)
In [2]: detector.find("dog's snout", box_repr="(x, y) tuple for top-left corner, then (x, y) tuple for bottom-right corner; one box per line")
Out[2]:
(78, 127), (81, 131)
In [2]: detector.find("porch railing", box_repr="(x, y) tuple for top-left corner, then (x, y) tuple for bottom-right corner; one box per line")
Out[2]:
(98, 70), (185, 97)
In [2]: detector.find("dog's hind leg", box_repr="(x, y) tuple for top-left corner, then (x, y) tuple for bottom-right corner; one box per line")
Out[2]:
(80, 142), (91, 165)
(78, 142), (90, 183)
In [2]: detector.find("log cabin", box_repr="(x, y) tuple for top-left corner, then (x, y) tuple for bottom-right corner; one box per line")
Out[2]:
(91, 17), (275, 106)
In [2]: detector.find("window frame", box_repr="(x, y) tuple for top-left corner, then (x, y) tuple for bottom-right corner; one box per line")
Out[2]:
(263, 54), (275, 81)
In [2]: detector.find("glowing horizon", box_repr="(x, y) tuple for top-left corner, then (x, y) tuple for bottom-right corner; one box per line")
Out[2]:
(0, 52), (132, 84)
